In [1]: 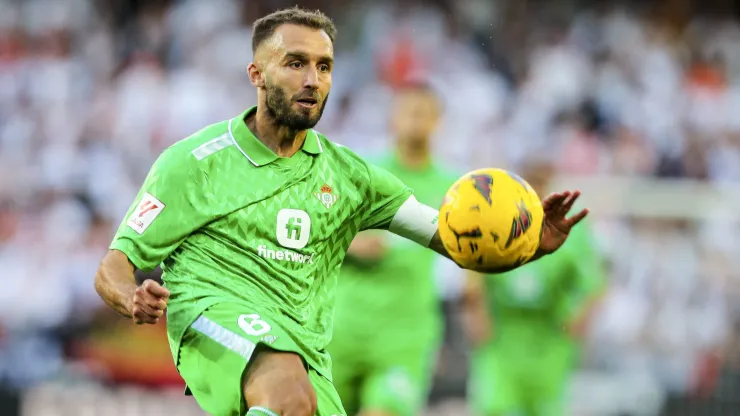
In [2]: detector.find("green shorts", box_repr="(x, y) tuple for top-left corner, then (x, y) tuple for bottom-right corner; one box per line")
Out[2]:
(468, 344), (571, 416)
(328, 334), (438, 416)
(176, 302), (345, 416)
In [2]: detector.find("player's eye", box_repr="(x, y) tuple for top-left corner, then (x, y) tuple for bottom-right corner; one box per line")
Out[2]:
(318, 64), (330, 73)
(288, 61), (303, 69)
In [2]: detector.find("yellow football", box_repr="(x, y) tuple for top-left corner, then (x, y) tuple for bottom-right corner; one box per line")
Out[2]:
(438, 168), (544, 271)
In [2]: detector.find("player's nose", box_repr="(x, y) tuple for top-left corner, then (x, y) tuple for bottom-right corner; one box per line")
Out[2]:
(303, 67), (319, 88)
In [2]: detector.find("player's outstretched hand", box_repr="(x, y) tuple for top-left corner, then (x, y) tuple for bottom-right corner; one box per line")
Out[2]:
(538, 190), (589, 255)
(132, 279), (170, 325)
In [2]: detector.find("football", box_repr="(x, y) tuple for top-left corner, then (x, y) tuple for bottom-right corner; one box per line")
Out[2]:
(438, 168), (545, 271)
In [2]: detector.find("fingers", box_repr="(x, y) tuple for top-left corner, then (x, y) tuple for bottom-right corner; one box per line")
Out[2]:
(566, 208), (589, 227)
(541, 192), (570, 211)
(559, 190), (581, 214)
(132, 301), (163, 324)
(543, 190), (582, 214)
(142, 279), (170, 299)
(133, 281), (169, 325)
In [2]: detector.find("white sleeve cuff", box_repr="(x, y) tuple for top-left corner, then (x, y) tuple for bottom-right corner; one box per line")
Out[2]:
(388, 195), (439, 247)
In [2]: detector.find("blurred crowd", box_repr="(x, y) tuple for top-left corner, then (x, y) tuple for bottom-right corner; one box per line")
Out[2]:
(1, 0), (740, 414)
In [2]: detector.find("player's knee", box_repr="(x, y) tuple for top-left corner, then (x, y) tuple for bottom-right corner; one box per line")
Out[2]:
(296, 388), (318, 416)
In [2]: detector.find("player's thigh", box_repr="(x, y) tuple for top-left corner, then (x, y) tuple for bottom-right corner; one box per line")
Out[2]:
(308, 369), (348, 416)
(178, 326), (246, 416)
(468, 347), (521, 416)
(243, 346), (317, 416)
(177, 303), (311, 416)
(360, 346), (438, 416)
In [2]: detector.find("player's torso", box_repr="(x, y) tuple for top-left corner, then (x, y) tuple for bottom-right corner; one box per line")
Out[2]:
(166, 138), (366, 314)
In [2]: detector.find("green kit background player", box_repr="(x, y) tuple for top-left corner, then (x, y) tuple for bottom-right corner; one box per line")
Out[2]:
(462, 160), (607, 416)
(93, 6), (589, 416)
(328, 84), (458, 416)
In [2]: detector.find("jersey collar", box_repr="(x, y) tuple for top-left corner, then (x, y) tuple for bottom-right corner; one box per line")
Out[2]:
(229, 106), (324, 166)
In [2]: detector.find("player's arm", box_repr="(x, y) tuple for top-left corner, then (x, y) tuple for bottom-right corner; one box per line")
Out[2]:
(95, 151), (211, 324)
(358, 159), (587, 273)
(396, 191), (588, 274)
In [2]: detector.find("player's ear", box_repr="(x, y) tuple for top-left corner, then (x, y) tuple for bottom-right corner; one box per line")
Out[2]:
(247, 63), (264, 88)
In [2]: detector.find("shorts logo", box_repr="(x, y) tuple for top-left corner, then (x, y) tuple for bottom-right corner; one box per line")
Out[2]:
(127, 192), (165, 234)
(276, 209), (311, 249)
(237, 314), (271, 337)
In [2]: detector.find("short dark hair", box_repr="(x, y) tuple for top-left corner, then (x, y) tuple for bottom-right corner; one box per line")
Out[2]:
(252, 7), (337, 53)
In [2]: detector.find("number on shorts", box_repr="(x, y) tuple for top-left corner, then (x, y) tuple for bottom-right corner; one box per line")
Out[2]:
(238, 314), (272, 336)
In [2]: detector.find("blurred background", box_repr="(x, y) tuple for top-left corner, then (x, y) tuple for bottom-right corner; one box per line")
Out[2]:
(1, 0), (740, 414)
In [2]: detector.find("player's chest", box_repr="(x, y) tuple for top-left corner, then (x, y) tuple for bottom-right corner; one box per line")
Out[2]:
(209, 166), (364, 252)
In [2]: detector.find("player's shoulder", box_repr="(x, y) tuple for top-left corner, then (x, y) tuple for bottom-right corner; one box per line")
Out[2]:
(153, 120), (232, 173)
(314, 132), (371, 168)
(164, 120), (231, 159)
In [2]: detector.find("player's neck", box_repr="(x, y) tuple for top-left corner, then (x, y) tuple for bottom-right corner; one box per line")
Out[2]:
(397, 141), (430, 170)
(247, 109), (306, 158)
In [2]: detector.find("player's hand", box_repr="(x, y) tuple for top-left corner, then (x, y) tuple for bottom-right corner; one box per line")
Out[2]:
(131, 279), (170, 325)
(538, 191), (588, 255)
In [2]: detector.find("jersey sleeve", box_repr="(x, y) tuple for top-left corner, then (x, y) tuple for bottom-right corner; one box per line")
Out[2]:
(359, 162), (413, 231)
(109, 150), (212, 272)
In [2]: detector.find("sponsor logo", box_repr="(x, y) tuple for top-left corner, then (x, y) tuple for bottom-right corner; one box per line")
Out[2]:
(127, 192), (165, 234)
(257, 245), (315, 264)
(276, 209), (311, 249)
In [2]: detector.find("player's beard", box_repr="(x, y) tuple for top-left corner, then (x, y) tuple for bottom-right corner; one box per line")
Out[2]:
(265, 83), (328, 130)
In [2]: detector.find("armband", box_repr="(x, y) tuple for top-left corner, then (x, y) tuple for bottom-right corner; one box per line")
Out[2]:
(388, 195), (439, 247)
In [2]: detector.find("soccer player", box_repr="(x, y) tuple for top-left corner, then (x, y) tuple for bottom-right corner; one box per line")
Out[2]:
(94, 7), (588, 416)
(328, 83), (458, 416)
(462, 159), (606, 416)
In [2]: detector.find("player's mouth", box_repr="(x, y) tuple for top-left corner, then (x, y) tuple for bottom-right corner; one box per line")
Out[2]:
(296, 98), (318, 109)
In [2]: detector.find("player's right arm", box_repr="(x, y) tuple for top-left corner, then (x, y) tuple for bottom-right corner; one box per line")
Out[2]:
(95, 149), (211, 324)
(95, 250), (170, 323)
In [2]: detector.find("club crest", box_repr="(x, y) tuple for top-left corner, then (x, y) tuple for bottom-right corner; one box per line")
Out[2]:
(314, 184), (338, 209)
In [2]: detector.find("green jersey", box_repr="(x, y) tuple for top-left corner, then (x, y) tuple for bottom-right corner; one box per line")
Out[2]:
(333, 154), (458, 344)
(481, 220), (606, 357)
(110, 106), (412, 380)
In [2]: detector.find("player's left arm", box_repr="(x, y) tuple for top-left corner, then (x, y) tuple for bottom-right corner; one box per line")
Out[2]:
(359, 162), (588, 273)
(411, 191), (589, 274)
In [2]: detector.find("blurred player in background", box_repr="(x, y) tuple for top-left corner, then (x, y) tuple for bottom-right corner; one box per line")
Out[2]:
(462, 159), (607, 416)
(328, 83), (459, 416)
